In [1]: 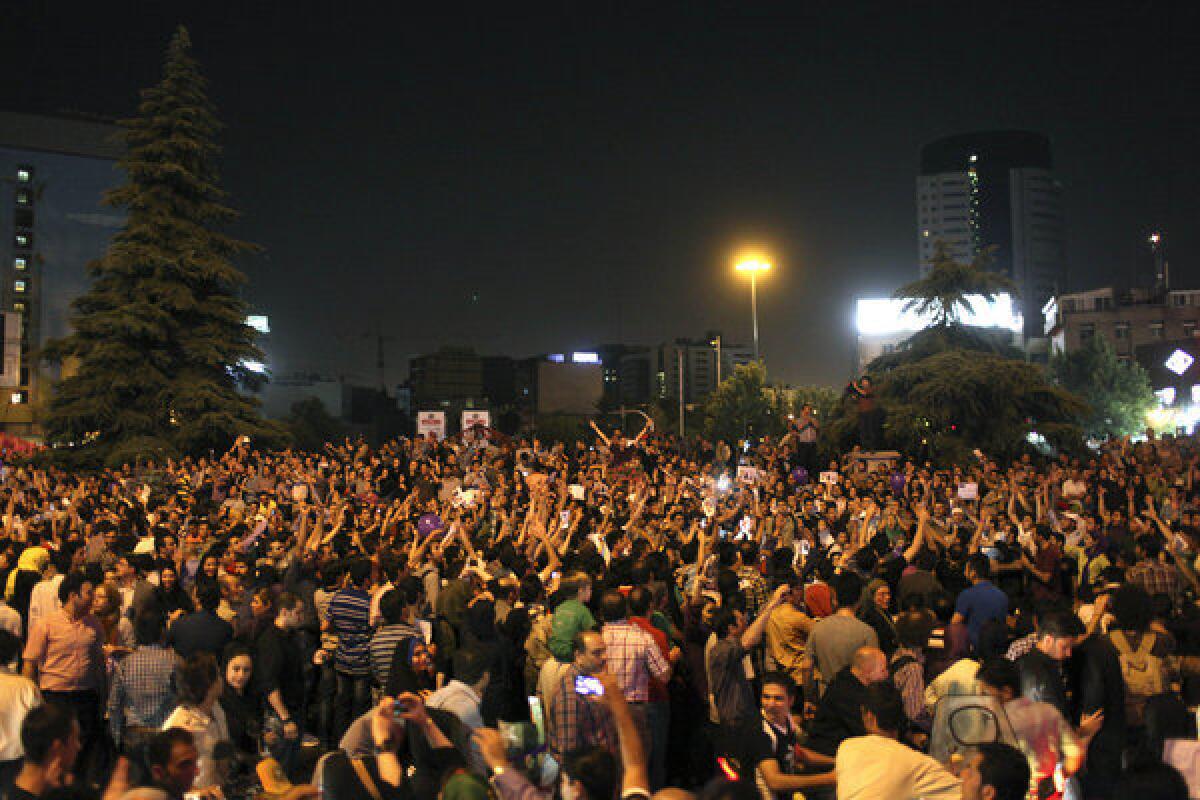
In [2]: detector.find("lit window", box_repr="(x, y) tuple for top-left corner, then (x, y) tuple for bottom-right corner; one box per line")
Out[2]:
(13, 281), (25, 294)
(1114, 322), (1129, 339)
(9, 392), (22, 405)
(1185, 321), (1197, 338)
(968, 154), (978, 163)
(15, 168), (31, 184)
(922, 230), (930, 237)
(14, 234), (30, 249)
(15, 190), (30, 206)
(13, 258), (25, 271)
(12, 303), (24, 313)
(1151, 321), (1166, 339)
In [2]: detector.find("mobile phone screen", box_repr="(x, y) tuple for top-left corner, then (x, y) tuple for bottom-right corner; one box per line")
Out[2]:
(574, 675), (604, 696)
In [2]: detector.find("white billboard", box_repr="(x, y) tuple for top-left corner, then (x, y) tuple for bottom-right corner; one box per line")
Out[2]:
(855, 294), (1023, 335)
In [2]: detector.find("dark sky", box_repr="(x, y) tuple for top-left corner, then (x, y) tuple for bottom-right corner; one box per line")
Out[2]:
(4, 2), (1200, 387)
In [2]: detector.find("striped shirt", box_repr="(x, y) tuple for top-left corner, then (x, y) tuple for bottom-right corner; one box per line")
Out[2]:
(369, 623), (420, 688)
(328, 587), (373, 675)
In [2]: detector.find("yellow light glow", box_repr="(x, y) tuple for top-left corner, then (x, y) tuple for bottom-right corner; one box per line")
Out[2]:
(735, 258), (772, 274)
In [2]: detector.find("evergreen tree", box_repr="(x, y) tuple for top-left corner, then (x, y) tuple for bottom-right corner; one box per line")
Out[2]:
(42, 27), (284, 463)
(1049, 335), (1155, 439)
(893, 241), (1016, 327)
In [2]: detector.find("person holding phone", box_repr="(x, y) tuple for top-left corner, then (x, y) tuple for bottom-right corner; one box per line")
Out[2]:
(547, 630), (617, 759)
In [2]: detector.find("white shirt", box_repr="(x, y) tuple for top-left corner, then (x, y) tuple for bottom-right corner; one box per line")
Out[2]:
(0, 601), (21, 639)
(161, 704), (230, 789)
(0, 668), (41, 760)
(28, 575), (64, 634)
(836, 734), (961, 800)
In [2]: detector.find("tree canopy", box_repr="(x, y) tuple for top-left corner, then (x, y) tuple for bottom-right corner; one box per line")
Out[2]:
(703, 362), (785, 443)
(893, 242), (1017, 327)
(42, 27), (284, 463)
(1048, 335), (1154, 439)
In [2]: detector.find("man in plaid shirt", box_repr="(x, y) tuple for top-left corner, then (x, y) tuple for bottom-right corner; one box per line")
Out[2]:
(107, 609), (178, 751)
(1127, 534), (1182, 610)
(598, 590), (673, 703)
(548, 630), (617, 757)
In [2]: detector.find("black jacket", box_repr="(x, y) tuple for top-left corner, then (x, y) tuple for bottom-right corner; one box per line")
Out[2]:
(806, 666), (869, 756)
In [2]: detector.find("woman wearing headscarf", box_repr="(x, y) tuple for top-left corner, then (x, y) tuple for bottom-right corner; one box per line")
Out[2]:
(856, 578), (898, 656)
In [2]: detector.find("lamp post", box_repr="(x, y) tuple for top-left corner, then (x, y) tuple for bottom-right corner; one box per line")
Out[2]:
(735, 259), (771, 361)
(710, 334), (722, 385)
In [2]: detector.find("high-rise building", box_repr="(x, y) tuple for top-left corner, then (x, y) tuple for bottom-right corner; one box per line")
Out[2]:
(0, 112), (124, 435)
(917, 131), (1065, 335)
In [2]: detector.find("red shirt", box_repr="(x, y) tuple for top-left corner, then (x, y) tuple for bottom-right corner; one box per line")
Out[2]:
(630, 616), (671, 703)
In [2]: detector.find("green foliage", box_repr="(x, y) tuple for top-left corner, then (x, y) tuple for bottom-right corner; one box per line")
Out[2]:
(41, 27), (284, 462)
(703, 362), (785, 443)
(786, 385), (840, 424)
(826, 245), (1086, 462)
(868, 325), (1025, 374)
(894, 242), (1017, 327)
(286, 397), (344, 452)
(1048, 336), (1154, 439)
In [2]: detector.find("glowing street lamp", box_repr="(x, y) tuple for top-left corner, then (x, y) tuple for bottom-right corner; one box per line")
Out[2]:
(735, 258), (771, 361)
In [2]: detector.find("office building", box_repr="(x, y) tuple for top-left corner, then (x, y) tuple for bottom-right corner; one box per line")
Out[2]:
(1045, 286), (1200, 360)
(409, 346), (484, 411)
(918, 131), (1065, 335)
(618, 335), (753, 405)
(0, 111), (125, 435)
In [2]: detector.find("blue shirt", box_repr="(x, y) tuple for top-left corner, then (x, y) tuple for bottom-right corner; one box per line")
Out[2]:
(955, 580), (1008, 647)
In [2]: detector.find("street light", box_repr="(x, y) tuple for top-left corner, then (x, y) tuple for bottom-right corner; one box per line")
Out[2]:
(735, 258), (771, 361)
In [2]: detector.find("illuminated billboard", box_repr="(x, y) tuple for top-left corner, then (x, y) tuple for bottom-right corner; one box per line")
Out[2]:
(855, 294), (1023, 335)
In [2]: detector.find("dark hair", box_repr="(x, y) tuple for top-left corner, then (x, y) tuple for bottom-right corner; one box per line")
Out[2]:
(58, 571), (90, 605)
(223, 641), (253, 667)
(378, 589), (404, 625)
(861, 681), (907, 735)
(895, 611), (931, 649)
(710, 606), (742, 639)
(1037, 610), (1083, 639)
(976, 742), (1032, 800)
(277, 591), (301, 613)
(562, 572), (591, 598)
(572, 629), (601, 657)
(628, 586), (652, 617)
(348, 559), (372, 587)
(145, 728), (195, 772)
(1137, 534), (1163, 560)
(1113, 761), (1190, 800)
(598, 590), (628, 622)
(760, 671), (796, 698)
(966, 553), (992, 581)
(834, 572), (863, 608)
(562, 747), (617, 800)
(133, 608), (166, 646)
(1112, 584), (1154, 633)
(21, 703), (76, 763)
(196, 582), (221, 612)
(976, 658), (1021, 697)
(176, 652), (220, 706)
(452, 645), (490, 687)
(0, 629), (19, 664)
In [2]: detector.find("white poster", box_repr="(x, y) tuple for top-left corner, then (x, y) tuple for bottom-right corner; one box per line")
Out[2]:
(461, 410), (490, 436)
(417, 411), (446, 440)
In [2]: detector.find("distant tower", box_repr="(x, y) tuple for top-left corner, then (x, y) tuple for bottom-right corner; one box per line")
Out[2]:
(917, 131), (1066, 336)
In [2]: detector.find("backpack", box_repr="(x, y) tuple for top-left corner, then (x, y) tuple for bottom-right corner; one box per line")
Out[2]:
(1111, 629), (1167, 724)
(889, 653), (918, 679)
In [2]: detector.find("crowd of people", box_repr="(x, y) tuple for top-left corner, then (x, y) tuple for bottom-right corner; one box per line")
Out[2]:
(0, 413), (1197, 800)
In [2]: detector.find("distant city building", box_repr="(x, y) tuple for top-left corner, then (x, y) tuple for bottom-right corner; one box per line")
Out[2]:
(259, 373), (344, 419)
(617, 335), (752, 406)
(515, 356), (603, 416)
(0, 111), (125, 435)
(1045, 286), (1200, 360)
(918, 130), (1065, 336)
(854, 294), (1023, 373)
(409, 346), (484, 411)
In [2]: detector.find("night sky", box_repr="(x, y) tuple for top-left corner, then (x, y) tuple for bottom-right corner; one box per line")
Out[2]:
(4, 2), (1199, 387)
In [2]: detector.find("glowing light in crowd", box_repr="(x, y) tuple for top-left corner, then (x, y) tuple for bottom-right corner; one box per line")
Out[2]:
(571, 352), (600, 364)
(855, 294), (1023, 335)
(1156, 387), (1176, 406)
(1165, 349), (1194, 376)
(242, 361), (266, 374)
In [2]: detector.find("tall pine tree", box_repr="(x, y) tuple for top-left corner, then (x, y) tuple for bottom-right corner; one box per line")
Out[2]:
(42, 27), (283, 464)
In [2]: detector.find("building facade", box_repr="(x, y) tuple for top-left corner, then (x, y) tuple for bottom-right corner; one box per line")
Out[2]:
(617, 336), (753, 405)
(409, 346), (484, 411)
(918, 131), (1065, 335)
(1045, 287), (1200, 359)
(0, 112), (124, 435)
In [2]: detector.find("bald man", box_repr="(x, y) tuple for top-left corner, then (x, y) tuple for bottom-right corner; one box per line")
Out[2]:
(806, 646), (888, 757)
